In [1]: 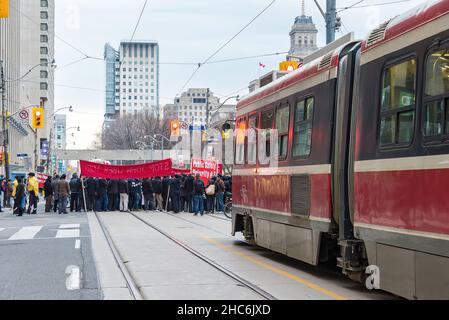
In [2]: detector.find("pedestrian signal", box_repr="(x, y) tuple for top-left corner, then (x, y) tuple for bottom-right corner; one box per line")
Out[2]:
(31, 107), (44, 129)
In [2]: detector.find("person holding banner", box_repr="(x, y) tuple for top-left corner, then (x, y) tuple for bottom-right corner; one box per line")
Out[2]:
(142, 178), (154, 211)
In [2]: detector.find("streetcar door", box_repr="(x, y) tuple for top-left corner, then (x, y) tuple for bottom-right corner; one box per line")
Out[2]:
(331, 42), (361, 240)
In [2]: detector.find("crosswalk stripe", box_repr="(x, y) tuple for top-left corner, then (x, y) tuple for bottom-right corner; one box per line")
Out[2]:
(56, 229), (80, 238)
(59, 224), (80, 229)
(9, 226), (43, 240)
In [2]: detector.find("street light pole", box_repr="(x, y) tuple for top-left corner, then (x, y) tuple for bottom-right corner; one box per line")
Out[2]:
(0, 60), (10, 180)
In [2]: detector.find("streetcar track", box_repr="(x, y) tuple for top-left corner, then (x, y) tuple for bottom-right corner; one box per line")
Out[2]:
(93, 211), (143, 300)
(127, 211), (277, 300)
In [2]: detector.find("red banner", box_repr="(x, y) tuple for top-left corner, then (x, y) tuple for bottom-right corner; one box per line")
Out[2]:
(171, 168), (191, 176)
(79, 159), (172, 179)
(191, 159), (218, 184)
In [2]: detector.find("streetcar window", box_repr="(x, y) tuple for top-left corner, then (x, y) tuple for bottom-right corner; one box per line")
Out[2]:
(261, 110), (274, 159)
(235, 119), (246, 165)
(293, 97), (314, 157)
(381, 59), (416, 111)
(424, 101), (443, 136)
(425, 49), (449, 97)
(247, 115), (258, 164)
(379, 58), (416, 147)
(276, 105), (290, 158)
(423, 48), (449, 140)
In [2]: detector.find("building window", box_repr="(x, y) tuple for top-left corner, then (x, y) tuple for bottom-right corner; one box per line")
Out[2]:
(276, 104), (290, 158)
(423, 48), (449, 140)
(40, 35), (48, 43)
(41, 0), (48, 7)
(40, 23), (48, 31)
(40, 11), (48, 19)
(40, 58), (48, 66)
(40, 82), (48, 90)
(379, 58), (416, 146)
(293, 97), (314, 157)
(40, 70), (48, 78)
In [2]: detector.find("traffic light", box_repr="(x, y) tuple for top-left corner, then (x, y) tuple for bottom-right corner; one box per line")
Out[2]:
(170, 120), (180, 135)
(31, 107), (44, 129)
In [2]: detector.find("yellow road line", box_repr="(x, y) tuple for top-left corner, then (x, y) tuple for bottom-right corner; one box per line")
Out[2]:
(202, 236), (348, 300)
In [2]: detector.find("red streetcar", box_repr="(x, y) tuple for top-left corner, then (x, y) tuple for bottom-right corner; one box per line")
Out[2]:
(232, 0), (449, 299)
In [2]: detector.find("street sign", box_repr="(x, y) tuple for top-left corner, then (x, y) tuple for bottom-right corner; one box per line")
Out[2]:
(189, 125), (206, 131)
(17, 153), (28, 158)
(180, 121), (189, 130)
(19, 109), (29, 120)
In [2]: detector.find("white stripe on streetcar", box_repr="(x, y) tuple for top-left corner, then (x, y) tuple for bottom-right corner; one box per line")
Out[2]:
(74, 239), (81, 249)
(9, 226), (42, 240)
(56, 229), (80, 238)
(59, 224), (80, 229)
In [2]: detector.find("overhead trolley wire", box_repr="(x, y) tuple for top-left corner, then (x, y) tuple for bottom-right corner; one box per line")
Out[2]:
(176, 0), (278, 96)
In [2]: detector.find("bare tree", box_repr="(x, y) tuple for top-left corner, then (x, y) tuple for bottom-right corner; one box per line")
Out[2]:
(99, 113), (170, 150)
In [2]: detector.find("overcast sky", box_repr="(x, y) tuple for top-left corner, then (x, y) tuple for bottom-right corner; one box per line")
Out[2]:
(54, 0), (426, 149)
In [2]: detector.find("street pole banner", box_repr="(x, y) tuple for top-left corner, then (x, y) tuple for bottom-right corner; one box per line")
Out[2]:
(79, 159), (172, 179)
(191, 158), (218, 184)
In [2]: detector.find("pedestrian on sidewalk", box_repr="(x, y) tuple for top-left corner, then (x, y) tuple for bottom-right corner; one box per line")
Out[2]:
(118, 179), (129, 212)
(162, 176), (171, 211)
(0, 175), (5, 212)
(5, 179), (13, 208)
(52, 175), (60, 213)
(142, 178), (154, 211)
(57, 174), (70, 214)
(69, 173), (81, 212)
(132, 179), (142, 211)
(86, 176), (97, 212)
(193, 174), (205, 216)
(152, 177), (163, 211)
(26, 173), (39, 215)
(96, 178), (109, 212)
(12, 176), (19, 215)
(14, 177), (26, 216)
(44, 176), (53, 213)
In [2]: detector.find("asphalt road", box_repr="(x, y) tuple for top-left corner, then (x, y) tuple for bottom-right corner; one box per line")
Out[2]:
(0, 201), (101, 300)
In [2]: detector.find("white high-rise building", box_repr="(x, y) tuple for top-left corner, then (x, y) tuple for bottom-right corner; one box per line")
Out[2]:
(104, 40), (160, 121)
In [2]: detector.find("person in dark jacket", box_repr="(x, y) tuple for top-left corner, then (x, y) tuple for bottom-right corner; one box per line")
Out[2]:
(96, 178), (109, 212)
(52, 175), (60, 213)
(184, 174), (194, 213)
(118, 179), (129, 212)
(170, 175), (181, 213)
(216, 176), (226, 212)
(142, 178), (154, 211)
(86, 177), (97, 211)
(180, 175), (186, 212)
(108, 179), (119, 211)
(44, 176), (53, 212)
(152, 177), (163, 211)
(192, 174), (205, 216)
(162, 176), (171, 211)
(134, 179), (143, 211)
(14, 177), (26, 216)
(69, 173), (82, 212)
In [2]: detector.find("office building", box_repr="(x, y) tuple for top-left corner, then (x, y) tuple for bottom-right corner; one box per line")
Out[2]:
(104, 40), (160, 123)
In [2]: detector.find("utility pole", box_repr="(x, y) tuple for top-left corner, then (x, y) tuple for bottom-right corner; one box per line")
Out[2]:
(314, 0), (338, 44)
(0, 60), (10, 181)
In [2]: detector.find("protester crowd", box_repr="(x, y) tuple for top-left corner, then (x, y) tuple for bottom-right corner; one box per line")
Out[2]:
(0, 172), (232, 217)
